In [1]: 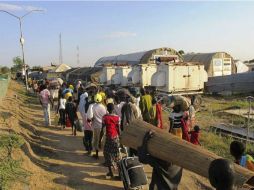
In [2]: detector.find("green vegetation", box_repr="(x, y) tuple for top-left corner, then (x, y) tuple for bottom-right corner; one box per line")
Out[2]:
(200, 131), (233, 159)
(197, 95), (254, 160)
(11, 56), (24, 72)
(0, 133), (29, 190)
(0, 67), (10, 74)
(204, 98), (250, 111)
(201, 131), (254, 160)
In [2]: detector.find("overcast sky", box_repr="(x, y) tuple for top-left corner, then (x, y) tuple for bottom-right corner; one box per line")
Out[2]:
(0, 1), (254, 67)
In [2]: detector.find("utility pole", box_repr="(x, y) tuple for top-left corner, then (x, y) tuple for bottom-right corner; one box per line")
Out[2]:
(0, 10), (43, 90)
(59, 33), (63, 64)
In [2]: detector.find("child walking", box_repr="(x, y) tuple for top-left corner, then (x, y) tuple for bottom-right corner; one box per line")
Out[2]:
(189, 125), (201, 145)
(65, 96), (78, 136)
(100, 103), (121, 179)
(57, 94), (66, 129)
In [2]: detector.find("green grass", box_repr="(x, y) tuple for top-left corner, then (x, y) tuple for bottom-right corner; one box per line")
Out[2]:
(197, 95), (254, 160)
(201, 131), (254, 160)
(203, 96), (251, 112)
(200, 131), (233, 159)
(0, 133), (29, 190)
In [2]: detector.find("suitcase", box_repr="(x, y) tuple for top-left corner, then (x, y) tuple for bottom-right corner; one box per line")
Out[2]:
(118, 147), (148, 190)
(75, 119), (83, 132)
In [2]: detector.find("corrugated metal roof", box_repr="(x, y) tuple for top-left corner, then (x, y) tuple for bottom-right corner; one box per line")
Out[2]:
(183, 53), (216, 66)
(95, 51), (147, 66)
(183, 52), (236, 76)
(94, 47), (182, 66)
(68, 67), (103, 83)
(54, 63), (72, 72)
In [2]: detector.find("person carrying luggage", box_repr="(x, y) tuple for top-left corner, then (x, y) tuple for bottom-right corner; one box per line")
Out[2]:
(169, 104), (184, 138)
(99, 103), (121, 179)
(137, 130), (183, 190)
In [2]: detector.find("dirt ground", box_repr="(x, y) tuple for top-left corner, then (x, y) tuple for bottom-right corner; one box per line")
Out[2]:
(0, 80), (213, 190)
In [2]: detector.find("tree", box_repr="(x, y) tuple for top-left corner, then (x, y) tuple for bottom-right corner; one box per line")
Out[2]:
(12, 56), (24, 72)
(178, 50), (185, 55)
(0, 66), (10, 74)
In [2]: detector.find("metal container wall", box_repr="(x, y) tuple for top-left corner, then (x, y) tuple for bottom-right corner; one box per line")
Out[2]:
(111, 66), (132, 86)
(99, 66), (116, 85)
(151, 63), (207, 93)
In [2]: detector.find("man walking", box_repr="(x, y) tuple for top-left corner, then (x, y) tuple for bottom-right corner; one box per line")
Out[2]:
(39, 84), (53, 127)
(87, 93), (107, 159)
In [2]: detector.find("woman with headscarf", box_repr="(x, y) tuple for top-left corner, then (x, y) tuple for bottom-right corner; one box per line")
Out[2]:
(78, 92), (89, 126)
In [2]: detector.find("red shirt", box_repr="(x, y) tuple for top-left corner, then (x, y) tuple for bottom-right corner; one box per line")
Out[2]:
(190, 131), (200, 145)
(102, 114), (120, 139)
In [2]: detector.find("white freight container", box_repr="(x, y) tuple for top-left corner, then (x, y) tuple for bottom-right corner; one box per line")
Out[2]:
(111, 66), (132, 86)
(151, 62), (208, 94)
(212, 57), (232, 76)
(99, 66), (116, 85)
(127, 64), (157, 87)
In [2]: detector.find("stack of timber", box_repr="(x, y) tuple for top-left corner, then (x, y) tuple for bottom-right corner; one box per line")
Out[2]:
(120, 119), (254, 187)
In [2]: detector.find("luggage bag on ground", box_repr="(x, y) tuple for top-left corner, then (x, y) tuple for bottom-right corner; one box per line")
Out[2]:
(118, 147), (148, 190)
(75, 119), (83, 132)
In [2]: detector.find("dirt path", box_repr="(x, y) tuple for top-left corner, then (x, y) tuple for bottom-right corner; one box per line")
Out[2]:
(0, 81), (213, 190)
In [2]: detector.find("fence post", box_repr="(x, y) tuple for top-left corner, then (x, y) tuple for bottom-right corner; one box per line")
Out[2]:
(246, 96), (254, 146)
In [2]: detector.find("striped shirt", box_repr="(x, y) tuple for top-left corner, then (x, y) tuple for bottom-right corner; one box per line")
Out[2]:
(169, 111), (184, 128)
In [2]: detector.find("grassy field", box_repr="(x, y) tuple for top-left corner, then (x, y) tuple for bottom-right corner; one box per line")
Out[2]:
(195, 95), (254, 160)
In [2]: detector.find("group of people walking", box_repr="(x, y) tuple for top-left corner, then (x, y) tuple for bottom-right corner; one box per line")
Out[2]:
(38, 78), (201, 181)
(37, 78), (254, 190)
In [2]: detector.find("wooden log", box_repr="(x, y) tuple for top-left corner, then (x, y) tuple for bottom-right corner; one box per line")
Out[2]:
(120, 119), (254, 187)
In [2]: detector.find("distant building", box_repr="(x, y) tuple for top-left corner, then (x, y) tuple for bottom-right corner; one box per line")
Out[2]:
(62, 67), (80, 81)
(43, 63), (72, 79)
(234, 60), (249, 73)
(67, 67), (102, 84)
(245, 63), (254, 72)
(183, 52), (236, 77)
